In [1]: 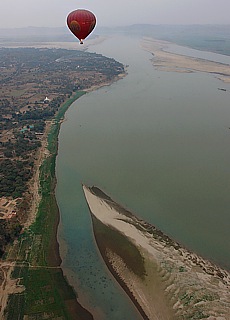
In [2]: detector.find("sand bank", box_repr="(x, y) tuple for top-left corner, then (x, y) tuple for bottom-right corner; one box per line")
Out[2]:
(83, 185), (230, 320)
(141, 37), (230, 83)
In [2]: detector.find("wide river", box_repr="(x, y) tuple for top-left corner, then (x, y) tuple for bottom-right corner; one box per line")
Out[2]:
(56, 35), (230, 319)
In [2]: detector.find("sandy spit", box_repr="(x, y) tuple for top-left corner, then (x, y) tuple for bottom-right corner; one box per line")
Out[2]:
(83, 185), (230, 320)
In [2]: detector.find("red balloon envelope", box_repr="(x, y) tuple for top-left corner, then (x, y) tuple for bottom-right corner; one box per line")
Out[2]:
(67, 9), (96, 44)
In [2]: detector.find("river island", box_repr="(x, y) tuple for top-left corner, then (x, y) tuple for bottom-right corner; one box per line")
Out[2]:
(83, 185), (230, 319)
(141, 37), (230, 83)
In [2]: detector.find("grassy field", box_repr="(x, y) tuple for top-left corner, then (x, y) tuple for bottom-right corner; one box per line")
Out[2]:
(4, 91), (94, 320)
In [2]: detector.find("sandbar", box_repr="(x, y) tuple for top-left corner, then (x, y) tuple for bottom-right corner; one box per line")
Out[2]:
(83, 185), (230, 320)
(141, 37), (230, 83)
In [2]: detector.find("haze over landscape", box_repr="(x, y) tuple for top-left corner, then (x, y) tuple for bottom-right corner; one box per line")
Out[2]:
(1, 0), (230, 28)
(1, 1), (230, 319)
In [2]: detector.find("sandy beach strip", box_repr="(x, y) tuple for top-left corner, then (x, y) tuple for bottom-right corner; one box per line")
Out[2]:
(141, 37), (230, 83)
(83, 185), (230, 320)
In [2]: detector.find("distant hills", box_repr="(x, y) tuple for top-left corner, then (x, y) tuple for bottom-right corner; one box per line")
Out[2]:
(1, 24), (230, 56)
(105, 24), (230, 56)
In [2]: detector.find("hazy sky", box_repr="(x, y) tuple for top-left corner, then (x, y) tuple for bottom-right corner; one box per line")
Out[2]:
(1, 0), (230, 29)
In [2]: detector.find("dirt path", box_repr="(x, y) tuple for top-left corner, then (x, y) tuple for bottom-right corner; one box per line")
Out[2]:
(24, 121), (52, 228)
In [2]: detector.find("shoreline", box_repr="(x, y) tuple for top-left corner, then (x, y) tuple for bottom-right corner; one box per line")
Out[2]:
(1, 92), (93, 319)
(0, 67), (127, 320)
(83, 185), (230, 320)
(28, 90), (103, 317)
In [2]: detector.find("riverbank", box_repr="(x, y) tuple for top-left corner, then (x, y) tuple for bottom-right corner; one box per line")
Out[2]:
(1, 92), (96, 320)
(83, 185), (230, 320)
(1, 58), (128, 317)
(141, 37), (230, 83)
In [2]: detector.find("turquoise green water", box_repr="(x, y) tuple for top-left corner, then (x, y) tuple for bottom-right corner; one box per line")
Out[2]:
(56, 35), (230, 319)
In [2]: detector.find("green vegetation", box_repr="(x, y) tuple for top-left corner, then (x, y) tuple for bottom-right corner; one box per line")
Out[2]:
(0, 159), (33, 198)
(6, 294), (25, 320)
(24, 269), (72, 319)
(92, 216), (146, 279)
(31, 91), (85, 266)
(178, 289), (220, 319)
(0, 219), (22, 256)
(4, 93), (93, 320)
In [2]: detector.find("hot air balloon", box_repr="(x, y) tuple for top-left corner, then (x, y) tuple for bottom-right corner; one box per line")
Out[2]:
(67, 9), (96, 44)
